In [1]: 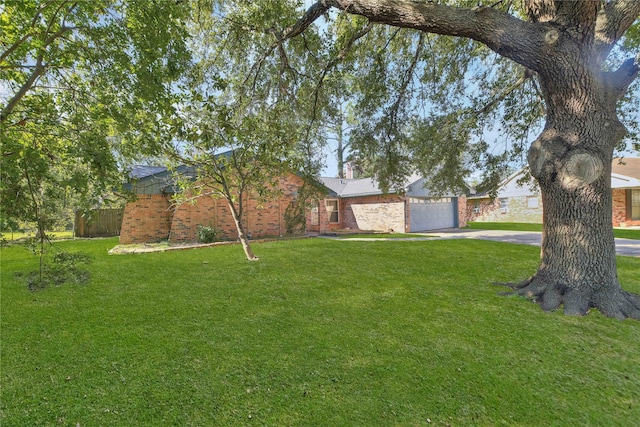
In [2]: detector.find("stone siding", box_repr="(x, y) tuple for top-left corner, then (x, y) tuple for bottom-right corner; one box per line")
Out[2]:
(467, 195), (543, 223)
(350, 202), (405, 232)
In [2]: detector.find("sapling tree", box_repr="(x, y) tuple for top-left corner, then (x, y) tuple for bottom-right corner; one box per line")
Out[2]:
(170, 100), (306, 261)
(165, 2), (325, 261)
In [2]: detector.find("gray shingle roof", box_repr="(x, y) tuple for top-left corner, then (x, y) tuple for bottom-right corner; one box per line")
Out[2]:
(318, 177), (383, 197)
(129, 165), (168, 179)
(318, 173), (425, 197)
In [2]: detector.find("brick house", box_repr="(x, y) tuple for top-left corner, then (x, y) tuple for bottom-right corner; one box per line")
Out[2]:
(119, 165), (306, 244)
(467, 158), (640, 227)
(306, 175), (467, 234)
(121, 165), (469, 244)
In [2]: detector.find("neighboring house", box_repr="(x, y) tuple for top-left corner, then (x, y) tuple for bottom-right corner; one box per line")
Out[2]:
(119, 165), (305, 244)
(468, 158), (640, 227)
(306, 175), (467, 234)
(612, 158), (640, 226)
(466, 171), (543, 224)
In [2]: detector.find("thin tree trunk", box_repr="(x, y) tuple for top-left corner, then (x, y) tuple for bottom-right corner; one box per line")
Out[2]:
(225, 198), (258, 261)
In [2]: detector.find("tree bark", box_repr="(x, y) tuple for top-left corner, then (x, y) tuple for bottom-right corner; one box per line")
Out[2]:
(225, 198), (259, 261)
(517, 54), (640, 319)
(516, 149), (640, 319)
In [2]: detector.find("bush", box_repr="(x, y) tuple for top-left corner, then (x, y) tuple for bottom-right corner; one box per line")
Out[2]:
(196, 225), (218, 243)
(19, 251), (91, 291)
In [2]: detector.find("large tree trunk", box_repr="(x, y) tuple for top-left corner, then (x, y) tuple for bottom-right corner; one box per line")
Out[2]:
(511, 64), (640, 319)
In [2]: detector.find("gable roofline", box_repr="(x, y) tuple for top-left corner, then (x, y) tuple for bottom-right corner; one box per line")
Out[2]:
(484, 157), (640, 197)
(317, 176), (402, 198)
(612, 157), (640, 178)
(317, 172), (466, 198)
(611, 173), (640, 189)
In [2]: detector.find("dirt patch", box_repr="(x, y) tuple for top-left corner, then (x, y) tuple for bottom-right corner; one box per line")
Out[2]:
(108, 241), (234, 254)
(108, 235), (314, 254)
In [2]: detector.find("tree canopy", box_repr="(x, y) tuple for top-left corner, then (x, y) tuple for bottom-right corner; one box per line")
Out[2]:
(196, 0), (640, 319)
(196, 0), (638, 190)
(1, 0), (191, 231)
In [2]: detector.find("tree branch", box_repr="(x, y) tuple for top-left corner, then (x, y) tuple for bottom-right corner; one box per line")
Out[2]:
(0, 33), (34, 65)
(0, 56), (46, 124)
(0, 0), (61, 63)
(319, 0), (550, 73)
(389, 32), (424, 126)
(595, 0), (640, 63)
(605, 53), (640, 98)
(553, 0), (600, 40)
(310, 21), (374, 121)
(523, 0), (555, 23)
(242, 2), (330, 91)
(477, 67), (532, 115)
(0, 1), (77, 123)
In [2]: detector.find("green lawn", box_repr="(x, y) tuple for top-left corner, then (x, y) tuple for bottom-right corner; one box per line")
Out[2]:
(337, 233), (432, 239)
(466, 221), (640, 240)
(2, 238), (640, 425)
(1, 230), (75, 241)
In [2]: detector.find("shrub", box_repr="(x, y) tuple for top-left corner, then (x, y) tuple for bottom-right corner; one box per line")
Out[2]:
(196, 225), (218, 243)
(19, 251), (91, 291)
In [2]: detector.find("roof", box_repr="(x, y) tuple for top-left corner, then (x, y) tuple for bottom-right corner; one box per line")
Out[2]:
(612, 157), (640, 179)
(317, 173), (460, 198)
(129, 165), (168, 179)
(469, 157), (640, 198)
(125, 164), (197, 194)
(318, 177), (381, 197)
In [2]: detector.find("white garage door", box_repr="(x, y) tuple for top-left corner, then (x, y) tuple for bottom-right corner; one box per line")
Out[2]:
(410, 197), (456, 231)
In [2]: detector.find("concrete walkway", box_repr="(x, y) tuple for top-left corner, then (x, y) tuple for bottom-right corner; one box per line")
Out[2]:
(424, 229), (640, 257)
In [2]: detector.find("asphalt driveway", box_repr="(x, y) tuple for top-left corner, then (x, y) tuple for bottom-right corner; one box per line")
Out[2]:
(426, 229), (640, 257)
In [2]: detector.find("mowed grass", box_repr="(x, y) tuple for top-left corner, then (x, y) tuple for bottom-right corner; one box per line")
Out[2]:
(1, 230), (75, 241)
(2, 237), (640, 426)
(337, 233), (429, 239)
(466, 221), (640, 240)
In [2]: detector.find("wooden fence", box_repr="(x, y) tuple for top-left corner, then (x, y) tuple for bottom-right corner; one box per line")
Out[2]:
(74, 208), (124, 237)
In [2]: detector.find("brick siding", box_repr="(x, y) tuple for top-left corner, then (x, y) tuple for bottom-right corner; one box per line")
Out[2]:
(119, 194), (173, 244)
(468, 191), (640, 227)
(309, 194), (467, 233)
(310, 194), (405, 234)
(120, 173), (306, 244)
(613, 189), (640, 226)
(457, 196), (468, 228)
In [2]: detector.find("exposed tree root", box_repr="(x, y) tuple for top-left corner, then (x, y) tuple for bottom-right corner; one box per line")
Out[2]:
(496, 276), (640, 320)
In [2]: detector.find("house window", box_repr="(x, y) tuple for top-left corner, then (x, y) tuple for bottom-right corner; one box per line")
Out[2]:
(632, 190), (640, 220)
(325, 199), (339, 223)
(499, 198), (509, 213)
(472, 201), (480, 214)
(527, 196), (539, 209)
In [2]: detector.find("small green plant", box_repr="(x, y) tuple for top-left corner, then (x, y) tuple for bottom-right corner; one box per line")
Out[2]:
(196, 225), (218, 243)
(19, 250), (91, 291)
